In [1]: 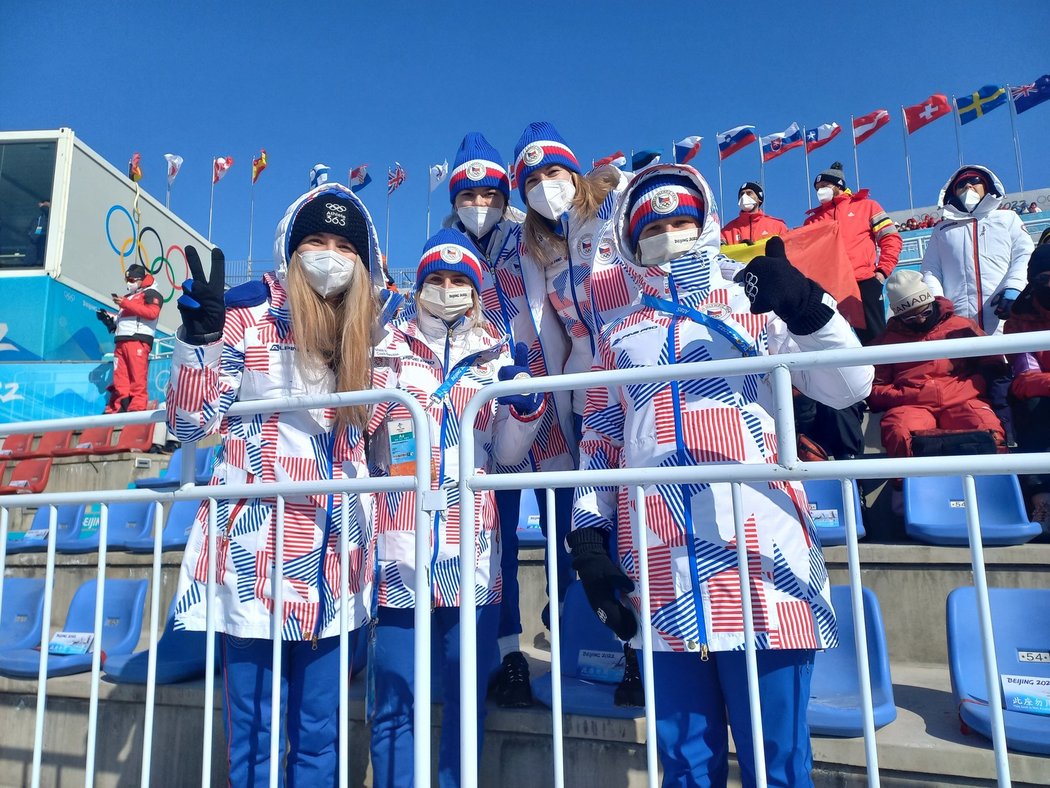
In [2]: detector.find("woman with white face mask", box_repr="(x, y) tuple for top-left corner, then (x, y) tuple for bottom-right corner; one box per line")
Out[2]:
(167, 183), (382, 786)
(369, 228), (545, 788)
(444, 131), (575, 707)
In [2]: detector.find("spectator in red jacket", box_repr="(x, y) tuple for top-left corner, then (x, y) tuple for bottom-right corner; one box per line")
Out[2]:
(1005, 245), (1050, 530)
(804, 161), (902, 344)
(719, 181), (788, 245)
(95, 263), (163, 412)
(869, 270), (1005, 459)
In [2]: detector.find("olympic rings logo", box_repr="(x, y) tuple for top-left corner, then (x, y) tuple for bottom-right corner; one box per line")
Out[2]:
(105, 204), (189, 303)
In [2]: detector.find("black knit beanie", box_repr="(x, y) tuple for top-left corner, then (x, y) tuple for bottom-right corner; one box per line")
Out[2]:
(814, 161), (846, 191)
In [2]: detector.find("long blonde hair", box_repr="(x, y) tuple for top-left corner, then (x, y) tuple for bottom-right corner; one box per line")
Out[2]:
(522, 168), (621, 267)
(285, 254), (377, 430)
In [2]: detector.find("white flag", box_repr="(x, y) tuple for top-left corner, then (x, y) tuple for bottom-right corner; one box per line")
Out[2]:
(164, 153), (183, 187)
(212, 156), (234, 185)
(429, 160), (449, 192)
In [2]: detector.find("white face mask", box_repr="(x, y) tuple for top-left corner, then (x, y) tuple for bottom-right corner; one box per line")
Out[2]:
(298, 250), (357, 298)
(816, 187), (835, 204)
(637, 229), (700, 267)
(125, 281), (141, 293)
(457, 205), (501, 238)
(526, 179), (576, 221)
(738, 195), (758, 211)
(959, 188), (982, 211)
(419, 283), (474, 322)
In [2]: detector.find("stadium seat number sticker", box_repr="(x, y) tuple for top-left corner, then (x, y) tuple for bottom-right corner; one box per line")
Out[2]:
(1017, 650), (1050, 663)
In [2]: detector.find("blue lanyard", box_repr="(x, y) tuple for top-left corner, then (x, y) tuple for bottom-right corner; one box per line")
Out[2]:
(430, 346), (499, 404)
(641, 293), (759, 358)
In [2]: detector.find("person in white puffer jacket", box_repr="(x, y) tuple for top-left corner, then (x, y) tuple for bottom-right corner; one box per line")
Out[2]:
(168, 183), (382, 786)
(567, 164), (873, 787)
(368, 228), (545, 788)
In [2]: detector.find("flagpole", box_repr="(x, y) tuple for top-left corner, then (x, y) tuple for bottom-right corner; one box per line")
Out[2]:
(717, 155), (724, 217)
(166, 182), (171, 211)
(672, 140), (677, 165)
(951, 95), (965, 167)
(384, 188), (392, 265)
(426, 178), (432, 239)
(208, 161), (216, 242)
(900, 107), (915, 211)
(803, 127), (813, 211)
(247, 175), (256, 282)
(1006, 85), (1026, 197)
(756, 130), (765, 190)
(851, 115), (862, 190)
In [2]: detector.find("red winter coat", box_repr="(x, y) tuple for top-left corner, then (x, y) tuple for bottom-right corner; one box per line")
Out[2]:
(868, 297), (998, 412)
(1005, 291), (1050, 400)
(720, 210), (789, 245)
(803, 189), (901, 281)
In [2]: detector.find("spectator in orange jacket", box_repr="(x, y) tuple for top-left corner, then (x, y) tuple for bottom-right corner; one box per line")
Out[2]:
(719, 181), (788, 245)
(804, 161), (902, 345)
(869, 270), (1005, 458)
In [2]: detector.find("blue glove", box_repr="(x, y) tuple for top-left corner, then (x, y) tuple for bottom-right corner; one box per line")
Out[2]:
(992, 288), (1021, 319)
(497, 342), (543, 416)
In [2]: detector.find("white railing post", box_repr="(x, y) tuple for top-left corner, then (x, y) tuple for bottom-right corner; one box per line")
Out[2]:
(546, 488), (566, 788)
(85, 502), (110, 786)
(202, 497), (218, 788)
(140, 501), (166, 787)
(31, 505), (59, 788)
(632, 486), (659, 788)
(270, 495), (286, 788)
(338, 494), (350, 788)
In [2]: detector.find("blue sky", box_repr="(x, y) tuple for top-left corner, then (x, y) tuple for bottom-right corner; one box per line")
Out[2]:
(2, 1), (1047, 280)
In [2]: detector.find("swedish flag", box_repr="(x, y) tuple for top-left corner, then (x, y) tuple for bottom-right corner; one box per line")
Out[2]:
(956, 85), (1008, 125)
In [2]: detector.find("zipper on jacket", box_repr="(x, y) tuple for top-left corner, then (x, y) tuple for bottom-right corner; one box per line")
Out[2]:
(971, 220), (984, 329)
(564, 216), (596, 356)
(429, 325), (455, 604)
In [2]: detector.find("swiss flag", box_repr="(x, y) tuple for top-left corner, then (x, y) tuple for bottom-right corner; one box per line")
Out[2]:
(903, 94), (951, 134)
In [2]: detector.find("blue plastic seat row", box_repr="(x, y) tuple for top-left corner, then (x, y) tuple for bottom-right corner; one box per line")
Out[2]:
(133, 445), (218, 490)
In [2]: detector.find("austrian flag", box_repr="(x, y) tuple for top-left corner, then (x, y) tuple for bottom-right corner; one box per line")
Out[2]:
(852, 109), (890, 145)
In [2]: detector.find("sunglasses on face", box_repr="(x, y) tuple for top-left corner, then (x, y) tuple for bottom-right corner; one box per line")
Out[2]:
(900, 306), (934, 324)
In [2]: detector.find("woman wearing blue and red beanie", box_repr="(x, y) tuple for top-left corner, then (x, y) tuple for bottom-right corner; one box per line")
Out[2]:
(368, 228), (546, 787)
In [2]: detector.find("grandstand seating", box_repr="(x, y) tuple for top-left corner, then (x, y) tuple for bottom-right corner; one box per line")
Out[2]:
(34, 431), (73, 457)
(0, 458), (53, 495)
(904, 475), (1042, 546)
(532, 582), (644, 720)
(0, 433), (34, 461)
(947, 586), (1050, 756)
(517, 489), (545, 548)
(133, 446), (216, 490)
(112, 423), (155, 453)
(0, 578), (148, 679)
(6, 504), (84, 553)
(808, 585), (896, 736)
(0, 578), (46, 652)
(103, 593), (211, 685)
(55, 501), (155, 553)
(52, 426), (115, 456)
(803, 479), (866, 546)
(124, 499), (200, 553)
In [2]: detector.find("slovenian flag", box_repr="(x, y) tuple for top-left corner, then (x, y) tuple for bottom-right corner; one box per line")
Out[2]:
(716, 125), (757, 160)
(349, 164), (372, 193)
(674, 135), (703, 165)
(760, 123), (805, 162)
(804, 123), (841, 154)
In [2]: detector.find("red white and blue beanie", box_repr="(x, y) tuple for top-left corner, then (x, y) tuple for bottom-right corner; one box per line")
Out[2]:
(449, 132), (510, 205)
(512, 121), (581, 202)
(627, 173), (706, 250)
(416, 228), (484, 292)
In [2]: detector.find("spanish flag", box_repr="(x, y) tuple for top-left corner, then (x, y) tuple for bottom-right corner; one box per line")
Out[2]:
(128, 152), (143, 183)
(252, 149), (268, 184)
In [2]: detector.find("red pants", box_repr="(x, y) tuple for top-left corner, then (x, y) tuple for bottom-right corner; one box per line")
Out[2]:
(106, 339), (151, 413)
(880, 401), (1004, 458)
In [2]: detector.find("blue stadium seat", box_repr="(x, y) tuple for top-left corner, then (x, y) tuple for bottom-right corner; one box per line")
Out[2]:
(55, 501), (156, 553)
(124, 499), (200, 553)
(532, 582), (643, 719)
(134, 446), (217, 490)
(802, 479), (866, 546)
(516, 489), (545, 548)
(0, 578), (148, 678)
(808, 585), (896, 736)
(904, 475), (1041, 546)
(103, 592), (211, 684)
(0, 578), (46, 652)
(7, 504), (84, 553)
(947, 586), (1050, 756)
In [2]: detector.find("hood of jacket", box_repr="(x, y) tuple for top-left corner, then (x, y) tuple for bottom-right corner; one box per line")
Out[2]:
(612, 163), (734, 299)
(272, 183), (384, 289)
(938, 164), (1005, 221)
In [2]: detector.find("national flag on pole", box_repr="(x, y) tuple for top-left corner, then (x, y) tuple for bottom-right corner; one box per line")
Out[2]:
(128, 153), (143, 182)
(251, 149), (267, 184)
(212, 156), (234, 184)
(350, 164), (372, 193)
(387, 162), (406, 196)
(903, 94), (951, 133)
(956, 85), (1008, 125)
(164, 154), (183, 186)
(309, 163), (330, 188)
(716, 125), (758, 160)
(674, 135), (703, 165)
(1011, 75), (1050, 114)
(429, 160), (449, 192)
(760, 123), (804, 162)
(804, 123), (841, 153)
(631, 149), (662, 170)
(852, 109), (890, 145)
(592, 150), (627, 169)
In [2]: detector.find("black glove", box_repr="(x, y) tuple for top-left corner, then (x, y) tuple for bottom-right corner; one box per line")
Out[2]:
(566, 528), (637, 641)
(177, 246), (226, 345)
(497, 342), (543, 416)
(733, 236), (834, 335)
(95, 309), (116, 333)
